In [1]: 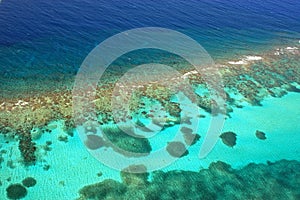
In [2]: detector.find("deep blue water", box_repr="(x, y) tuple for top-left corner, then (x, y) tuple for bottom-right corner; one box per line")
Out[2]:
(0, 0), (300, 78)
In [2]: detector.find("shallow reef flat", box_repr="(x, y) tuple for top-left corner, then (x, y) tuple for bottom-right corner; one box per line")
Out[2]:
(0, 44), (299, 165)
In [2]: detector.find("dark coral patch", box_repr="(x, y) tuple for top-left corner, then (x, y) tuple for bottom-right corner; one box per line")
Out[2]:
(256, 130), (267, 140)
(183, 132), (201, 145)
(166, 141), (189, 158)
(287, 85), (300, 93)
(18, 134), (37, 164)
(79, 179), (126, 200)
(6, 184), (27, 199)
(220, 131), (237, 147)
(84, 135), (106, 150)
(121, 165), (149, 186)
(78, 160), (300, 200)
(180, 127), (193, 134)
(209, 161), (232, 172)
(181, 126), (201, 145)
(102, 126), (152, 156)
(22, 177), (37, 187)
(181, 116), (192, 125)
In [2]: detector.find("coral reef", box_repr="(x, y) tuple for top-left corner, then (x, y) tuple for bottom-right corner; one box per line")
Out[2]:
(183, 132), (200, 145)
(166, 141), (189, 158)
(219, 131), (237, 147)
(256, 130), (267, 140)
(101, 125), (152, 156)
(78, 179), (127, 200)
(0, 45), (299, 164)
(6, 183), (27, 199)
(18, 133), (37, 164)
(84, 135), (106, 150)
(78, 159), (300, 200)
(120, 165), (149, 187)
(21, 177), (37, 188)
(30, 127), (42, 140)
(180, 126), (201, 145)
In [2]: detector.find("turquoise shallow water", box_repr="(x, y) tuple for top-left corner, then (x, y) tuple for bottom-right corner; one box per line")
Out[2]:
(1, 0), (300, 199)
(1, 90), (300, 199)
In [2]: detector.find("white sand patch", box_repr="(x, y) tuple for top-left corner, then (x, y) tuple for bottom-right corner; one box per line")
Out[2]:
(228, 60), (247, 65)
(228, 55), (263, 65)
(245, 56), (263, 61)
(181, 70), (198, 79)
(274, 51), (280, 56)
(286, 47), (298, 50)
(14, 100), (29, 107)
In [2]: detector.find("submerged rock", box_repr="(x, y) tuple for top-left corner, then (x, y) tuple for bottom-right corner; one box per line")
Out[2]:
(219, 131), (237, 147)
(255, 130), (267, 140)
(166, 141), (189, 157)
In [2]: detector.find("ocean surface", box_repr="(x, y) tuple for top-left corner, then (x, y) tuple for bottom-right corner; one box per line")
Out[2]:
(0, 0), (300, 199)
(1, 0), (300, 78)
